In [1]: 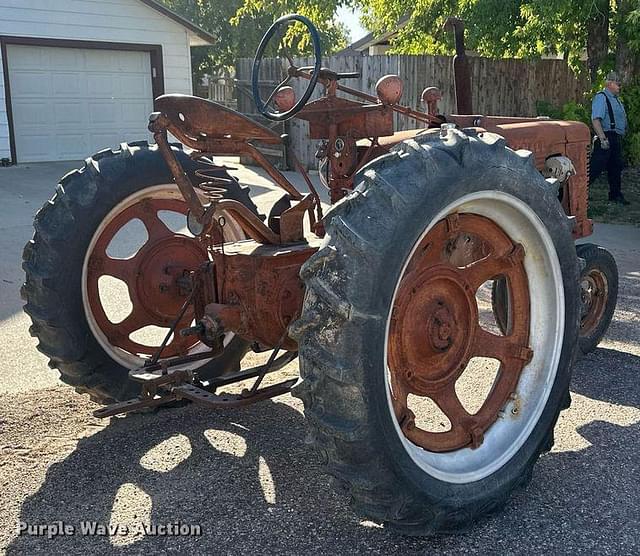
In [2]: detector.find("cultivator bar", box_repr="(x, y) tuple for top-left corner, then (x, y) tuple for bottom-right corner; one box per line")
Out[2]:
(94, 348), (298, 418)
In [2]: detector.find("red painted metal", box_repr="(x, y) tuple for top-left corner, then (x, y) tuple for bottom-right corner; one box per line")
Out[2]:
(273, 86), (296, 112)
(361, 117), (593, 239)
(422, 87), (443, 116)
(298, 95), (394, 140)
(86, 196), (206, 358)
(580, 267), (608, 337)
(376, 75), (404, 105)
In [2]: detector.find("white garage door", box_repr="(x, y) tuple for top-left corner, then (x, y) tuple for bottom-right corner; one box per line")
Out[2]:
(7, 45), (153, 162)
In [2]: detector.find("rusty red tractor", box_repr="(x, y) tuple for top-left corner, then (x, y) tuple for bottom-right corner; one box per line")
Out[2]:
(23, 15), (618, 534)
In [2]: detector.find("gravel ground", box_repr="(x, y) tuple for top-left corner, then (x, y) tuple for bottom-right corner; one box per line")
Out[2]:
(1, 160), (639, 554)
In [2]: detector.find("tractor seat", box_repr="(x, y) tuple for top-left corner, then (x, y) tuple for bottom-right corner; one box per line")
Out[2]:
(155, 94), (282, 146)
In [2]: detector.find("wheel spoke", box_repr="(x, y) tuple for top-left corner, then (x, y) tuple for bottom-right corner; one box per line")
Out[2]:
(401, 383), (482, 452)
(125, 201), (174, 243)
(461, 252), (506, 291)
(92, 309), (155, 357)
(405, 222), (447, 274)
(116, 311), (151, 338)
(430, 381), (471, 429)
(280, 44), (296, 69)
(101, 256), (139, 283)
(472, 328), (533, 366)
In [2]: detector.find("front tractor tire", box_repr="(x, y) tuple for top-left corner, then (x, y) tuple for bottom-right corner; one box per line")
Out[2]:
(291, 129), (580, 534)
(576, 243), (618, 354)
(22, 142), (257, 404)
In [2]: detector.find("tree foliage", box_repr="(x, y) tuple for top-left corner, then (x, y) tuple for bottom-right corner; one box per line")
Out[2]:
(158, 0), (348, 83)
(234, 0), (351, 52)
(238, 0), (639, 84)
(361, 0), (640, 83)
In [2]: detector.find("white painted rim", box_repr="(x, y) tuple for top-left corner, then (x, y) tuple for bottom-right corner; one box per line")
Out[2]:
(384, 191), (565, 484)
(81, 183), (243, 369)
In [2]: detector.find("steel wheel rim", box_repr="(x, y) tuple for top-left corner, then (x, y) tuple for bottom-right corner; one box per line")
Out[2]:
(388, 213), (532, 453)
(579, 268), (608, 337)
(384, 191), (565, 484)
(82, 184), (243, 369)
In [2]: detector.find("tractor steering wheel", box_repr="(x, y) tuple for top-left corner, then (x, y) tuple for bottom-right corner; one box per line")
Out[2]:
(252, 14), (322, 122)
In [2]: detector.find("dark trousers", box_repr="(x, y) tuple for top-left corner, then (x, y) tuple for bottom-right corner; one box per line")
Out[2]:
(589, 131), (624, 199)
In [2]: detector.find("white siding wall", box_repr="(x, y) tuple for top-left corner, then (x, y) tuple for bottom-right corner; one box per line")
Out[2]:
(0, 54), (10, 160)
(0, 0), (198, 162)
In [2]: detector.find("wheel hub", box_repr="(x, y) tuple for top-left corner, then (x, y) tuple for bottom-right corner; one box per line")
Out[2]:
(393, 266), (477, 391)
(136, 236), (206, 324)
(428, 305), (453, 350)
(580, 269), (608, 334)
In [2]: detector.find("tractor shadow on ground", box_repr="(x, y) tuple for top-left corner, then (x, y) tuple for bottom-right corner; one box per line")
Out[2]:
(231, 180), (274, 200)
(7, 400), (359, 555)
(8, 349), (640, 555)
(571, 347), (640, 408)
(601, 262), (640, 349)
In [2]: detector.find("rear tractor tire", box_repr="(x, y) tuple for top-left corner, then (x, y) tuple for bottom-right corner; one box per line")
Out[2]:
(22, 142), (258, 404)
(291, 129), (580, 534)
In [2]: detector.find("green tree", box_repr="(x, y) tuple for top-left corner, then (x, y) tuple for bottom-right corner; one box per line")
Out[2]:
(241, 0), (639, 85)
(158, 0), (349, 84)
(359, 0), (640, 84)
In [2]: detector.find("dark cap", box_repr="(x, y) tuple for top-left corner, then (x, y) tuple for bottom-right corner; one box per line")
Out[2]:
(605, 71), (620, 83)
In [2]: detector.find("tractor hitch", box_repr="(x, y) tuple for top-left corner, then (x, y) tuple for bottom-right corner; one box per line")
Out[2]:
(93, 346), (299, 418)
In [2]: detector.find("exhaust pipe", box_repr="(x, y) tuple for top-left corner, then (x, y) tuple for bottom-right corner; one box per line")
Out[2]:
(444, 17), (473, 114)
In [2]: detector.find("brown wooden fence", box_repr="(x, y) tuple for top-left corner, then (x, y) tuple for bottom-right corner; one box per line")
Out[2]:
(236, 54), (588, 169)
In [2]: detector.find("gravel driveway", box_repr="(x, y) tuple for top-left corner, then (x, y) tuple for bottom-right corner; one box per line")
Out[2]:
(1, 160), (638, 554)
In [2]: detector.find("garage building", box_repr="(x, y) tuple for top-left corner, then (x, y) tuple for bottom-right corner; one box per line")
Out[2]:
(0, 0), (215, 163)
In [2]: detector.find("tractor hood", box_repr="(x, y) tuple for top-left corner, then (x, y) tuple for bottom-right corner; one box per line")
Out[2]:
(447, 116), (591, 169)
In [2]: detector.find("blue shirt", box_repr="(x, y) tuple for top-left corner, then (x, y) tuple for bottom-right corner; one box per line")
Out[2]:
(591, 88), (627, 136)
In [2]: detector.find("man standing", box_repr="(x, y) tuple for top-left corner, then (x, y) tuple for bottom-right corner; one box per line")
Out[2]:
(590, 71), (629, 205)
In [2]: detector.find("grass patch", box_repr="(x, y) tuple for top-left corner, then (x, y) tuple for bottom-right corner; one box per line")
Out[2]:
(588, 166), (640, 226)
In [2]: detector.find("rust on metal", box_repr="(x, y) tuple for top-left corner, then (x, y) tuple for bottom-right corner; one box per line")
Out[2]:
(174, 378), (298, 408)
(207, 237), (321, 351)
(150, 94), (305, 203)
(93, 374), (298, 418)
(154, 93), (282, 144)
(293, 67), (443, 126)
(93, 392), (179, 418)
(444, 17), (473, 114)
(151, 122), (207, 221)
(213, 199), (282, 244)
(93, 13), (597, 421)
(273, 85), (296, 112)
(243, 143), (305, 201)
(421, 87), (443, 116)
(85, 196), (207, 358)
(279, 193), (315, 243)
(580, 267), (608, 337)
(298, 95), (394, 140)
(376, 74), (404, 105)
(387, 214), (532, 452)
(94, 344), (299, 418)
